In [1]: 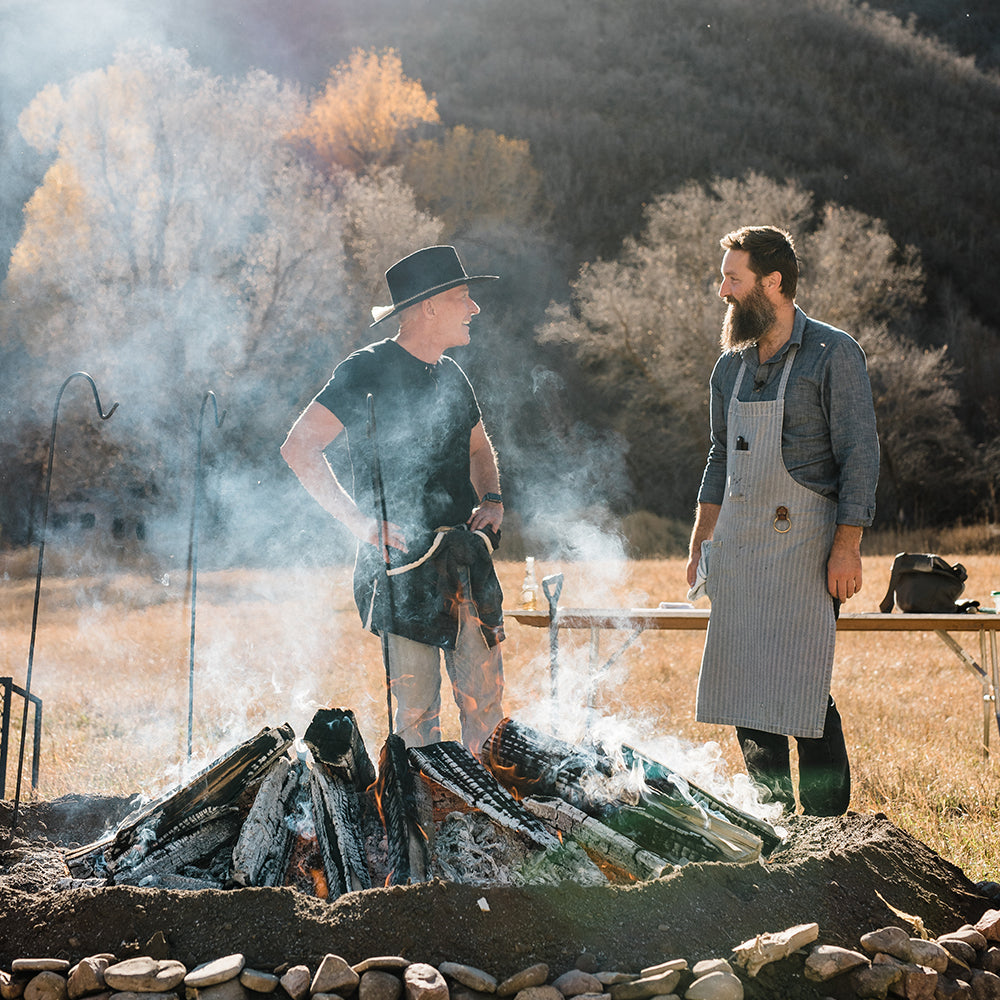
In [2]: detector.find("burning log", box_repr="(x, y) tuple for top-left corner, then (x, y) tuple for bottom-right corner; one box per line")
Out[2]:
(376, 734), (429, 885)
(522, 795), (671, 882)
(483, 719), (773, 867)
(309, 763), (372, 895)
(408, 741), (558, 851)
(230, 754), (305, 887)
(304, 709), (376, 790)
(303, 709), (377, 895)
(65, 723), (295, 883)
(621, 744), (782, 855)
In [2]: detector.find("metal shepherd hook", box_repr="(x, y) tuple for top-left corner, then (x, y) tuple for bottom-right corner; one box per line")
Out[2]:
(367, 394), (395, 737)
(5, 372), (118, 846)
(186, 390), (226, 763)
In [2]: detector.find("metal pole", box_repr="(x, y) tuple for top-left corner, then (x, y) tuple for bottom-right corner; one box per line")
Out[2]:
(542, 573), (563, 734)
(367, 394), (395, 736)
(186, 391), (225, 762)
(5, 373), (117, 845)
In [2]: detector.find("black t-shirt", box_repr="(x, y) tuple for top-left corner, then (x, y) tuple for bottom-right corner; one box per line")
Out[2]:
(315, 338), (481, 545)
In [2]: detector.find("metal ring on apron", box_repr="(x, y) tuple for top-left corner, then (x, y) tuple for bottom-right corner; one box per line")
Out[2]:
(773, 505), (791, 533)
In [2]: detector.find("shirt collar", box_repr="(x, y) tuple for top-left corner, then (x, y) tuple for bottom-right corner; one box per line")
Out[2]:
(742, 305), (806, 366)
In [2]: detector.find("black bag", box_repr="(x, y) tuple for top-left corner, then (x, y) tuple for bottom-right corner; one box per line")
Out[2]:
(878, 552), (978, 614)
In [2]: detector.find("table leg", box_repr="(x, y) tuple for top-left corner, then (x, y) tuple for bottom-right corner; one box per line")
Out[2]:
(935, 630), (992, 758)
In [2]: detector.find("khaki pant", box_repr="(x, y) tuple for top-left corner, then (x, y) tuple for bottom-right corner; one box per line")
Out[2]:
(386, 595), (504, 756)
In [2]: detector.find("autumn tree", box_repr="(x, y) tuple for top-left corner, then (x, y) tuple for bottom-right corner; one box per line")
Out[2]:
(403, 125), (549, 236)
(1, 43), (452, 556)
(290, 48), (440, 175)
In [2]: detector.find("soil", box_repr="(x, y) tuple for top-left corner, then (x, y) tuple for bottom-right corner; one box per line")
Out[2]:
(0, 796), (993, 1000)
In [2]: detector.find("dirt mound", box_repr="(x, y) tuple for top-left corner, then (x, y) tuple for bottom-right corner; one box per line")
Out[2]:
(0, 797), (991, 1000)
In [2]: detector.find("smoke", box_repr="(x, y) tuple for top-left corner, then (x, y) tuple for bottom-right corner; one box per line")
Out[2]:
(0, 4), (765, 828)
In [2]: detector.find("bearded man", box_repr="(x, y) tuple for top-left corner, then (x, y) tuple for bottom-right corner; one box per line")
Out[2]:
(685, 225), (879, 816)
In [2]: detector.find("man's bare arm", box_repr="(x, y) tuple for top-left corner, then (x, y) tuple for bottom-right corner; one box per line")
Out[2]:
(467, 420), (503, 533)
(686, 502), (721, 587)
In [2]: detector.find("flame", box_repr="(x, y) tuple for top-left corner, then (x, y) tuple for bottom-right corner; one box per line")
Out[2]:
(309, 867), (329, 899)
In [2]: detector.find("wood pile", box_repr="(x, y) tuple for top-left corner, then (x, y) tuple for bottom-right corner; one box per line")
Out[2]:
(62, 710), (779, 896)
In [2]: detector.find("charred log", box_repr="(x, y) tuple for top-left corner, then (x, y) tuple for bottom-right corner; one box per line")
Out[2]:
(65, 724), (295, 879)
(304, 708), (376, 791)
(408, 741), (558, 851)
(309, 761), (372, 896)
(376, 735), (428, 886)
(483, 719), (769, 866)
(231, 755), (306, 887)
(523, 795), (670, 881)
(621, 744), (781, 855)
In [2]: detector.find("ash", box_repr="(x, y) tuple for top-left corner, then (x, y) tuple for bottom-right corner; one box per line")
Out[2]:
(430, 809), (605, 886)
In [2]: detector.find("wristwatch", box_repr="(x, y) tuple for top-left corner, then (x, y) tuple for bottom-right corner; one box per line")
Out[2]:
(481, 492), (503, 505)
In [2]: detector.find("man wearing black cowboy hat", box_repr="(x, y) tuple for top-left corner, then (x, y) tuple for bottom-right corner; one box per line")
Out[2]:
(281, 245), (506, 755)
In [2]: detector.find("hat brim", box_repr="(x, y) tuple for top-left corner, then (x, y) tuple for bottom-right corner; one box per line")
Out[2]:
(370, 274), (498, 326)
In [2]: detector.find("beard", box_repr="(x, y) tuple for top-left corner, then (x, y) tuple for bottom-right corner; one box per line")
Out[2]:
(720, 280), (777, 352)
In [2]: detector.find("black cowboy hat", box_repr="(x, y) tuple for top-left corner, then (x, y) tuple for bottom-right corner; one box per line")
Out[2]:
(370, 245), (498, 326)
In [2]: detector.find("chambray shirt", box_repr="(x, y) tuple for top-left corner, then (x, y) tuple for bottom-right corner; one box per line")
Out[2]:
(696, 307), (880, 527)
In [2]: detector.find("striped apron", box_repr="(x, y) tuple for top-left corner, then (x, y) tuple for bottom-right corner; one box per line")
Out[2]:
(695, 345), (838, 739)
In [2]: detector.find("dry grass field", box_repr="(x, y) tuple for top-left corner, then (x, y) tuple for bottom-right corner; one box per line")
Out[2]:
(1, 550), (998, 883)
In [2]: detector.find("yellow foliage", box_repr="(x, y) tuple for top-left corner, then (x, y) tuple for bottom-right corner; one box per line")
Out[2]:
(292, 48), (439, 173)
(404, 125), (547, 233)
(8, 160), (91, 276)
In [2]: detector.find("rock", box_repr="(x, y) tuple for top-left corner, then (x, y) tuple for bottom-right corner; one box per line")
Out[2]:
(870, 955), (937, 1000)
(804, 944), (870, 981)
(946, 929), (990, 953)
(511, 988), (562, 1000)
(353, 961), (410, 976)
(639, 963), (686, 979)
(968, 969), (1000, 999)
(937, 939), (978, 968)
(574, 957), (599, 976)
(403, 964), (447, 1000)
(24, 973), (67, 1000)
(731, 923), (819, 977)
(861, 926), (912, 960)
(439, 964), (497, 994)
(68, 957), (109, 999)
(280, 967), (311, 1000)
(312, 956), (360, 996)
(594, 975), (636, 987)
(359, 972), (403, 1000)
(976, 912), (1000, 944)
(683, 971), (743, 1000)
(850, 962), (903, 998)
(189, 981), (249, 1000)
(239, 970), (278, 994)
(985, 949), (1000, 975)
(689, 963), (731, 980)
(608, 970), (680, 1000)
(186, 957), (246, 990)
(105, 959), (186, 993)
(449, 987), (495, 1000)
(551, 971), (602, 998)
(934, 975), (974, 999)
(109, 994), (179, 1000)
(498, 966), (549, 997)
(906, 939), (950, 973)
(12, 967), (68, 979)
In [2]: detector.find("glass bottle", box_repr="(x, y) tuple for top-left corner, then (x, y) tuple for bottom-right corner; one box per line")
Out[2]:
(520, 556), (540, 610)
